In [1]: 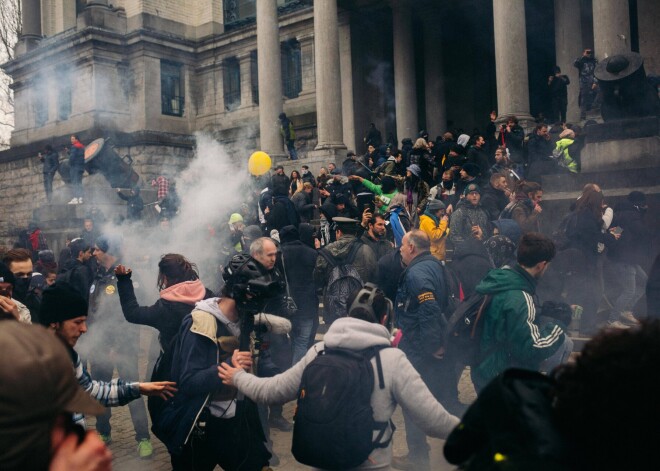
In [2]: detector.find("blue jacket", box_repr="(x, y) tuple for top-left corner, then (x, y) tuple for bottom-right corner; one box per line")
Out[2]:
(153, 300), (239, 456)
(69, 144), (85, 168)
(395, 252), (447, 365)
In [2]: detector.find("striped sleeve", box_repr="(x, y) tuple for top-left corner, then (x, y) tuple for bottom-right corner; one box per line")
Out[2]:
(75, 354), (141, 406)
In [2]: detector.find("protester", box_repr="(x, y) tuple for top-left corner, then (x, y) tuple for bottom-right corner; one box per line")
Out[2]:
(39, 144), (59, 202)
(472, 233), (573, 393)
(218, 283), (460, 471)
(0, 321), (111, 471)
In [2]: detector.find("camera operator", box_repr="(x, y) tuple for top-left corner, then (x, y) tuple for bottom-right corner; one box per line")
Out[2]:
(154, 251), (289, 470)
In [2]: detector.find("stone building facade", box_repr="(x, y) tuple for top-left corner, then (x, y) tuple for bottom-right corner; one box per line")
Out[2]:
(1, 0), (659, 244)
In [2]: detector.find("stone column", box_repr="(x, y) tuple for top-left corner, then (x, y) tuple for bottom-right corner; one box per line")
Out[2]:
(339, 20), (356, 153)
(15, 0), (42, 55)
(256, 0), (284, 156)
(423, 13), (446, 137)
(392, 1), (418, 143)
(314, 0), (345, 150)
(555, 0), (583, 123)
(592, 0), (631, 60)
(297, 32), (315, 96)
(238, 52), (254, 108)
(637, 0), (660, 75)
(493, 0), (533, 123)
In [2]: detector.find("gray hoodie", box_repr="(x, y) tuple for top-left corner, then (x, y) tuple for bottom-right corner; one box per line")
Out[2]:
(232, 317), (459, 470)
(194, 297), (241, 418)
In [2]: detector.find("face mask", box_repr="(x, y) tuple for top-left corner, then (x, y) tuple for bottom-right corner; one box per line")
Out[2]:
(12, 278), (31, 302)
(443, 181), (453, 190)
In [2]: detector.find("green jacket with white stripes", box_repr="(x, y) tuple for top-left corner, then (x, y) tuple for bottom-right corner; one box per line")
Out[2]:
(473, 265), (566, 390)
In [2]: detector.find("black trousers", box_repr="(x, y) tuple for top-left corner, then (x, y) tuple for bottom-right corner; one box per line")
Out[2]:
(171, 402), (271, 471)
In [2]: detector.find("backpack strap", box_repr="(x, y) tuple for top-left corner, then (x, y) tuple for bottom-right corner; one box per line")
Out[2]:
(366, 346), (396, 449)
(345, 239), (363, 265)
(470, 295), (492, 339)
(318, 247), (338, 268)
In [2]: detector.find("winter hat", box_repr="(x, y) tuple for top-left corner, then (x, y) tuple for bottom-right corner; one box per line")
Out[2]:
(462, 162), (481, 177)
(279, 225), (300, 244)
(37, 250), (55, 263)
(243, 225), (263, 243)
(39, 283), (89, 326)
(426, 199), (446, 212)
(381, 176), (396, 194)
(229, 213), (244, 225)
(463, 183), (481, 195)
(457, 134), (470, 148)
(628, 191), (647, 207)
(491, 219), (523, 246)
(95, 234), (121, 256)
(407, 164), (421, 178)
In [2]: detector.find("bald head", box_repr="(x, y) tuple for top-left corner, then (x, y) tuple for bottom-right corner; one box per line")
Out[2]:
(250, 237), (278, 271)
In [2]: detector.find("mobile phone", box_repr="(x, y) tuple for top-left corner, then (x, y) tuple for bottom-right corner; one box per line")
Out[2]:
(610, 226), (623, 236)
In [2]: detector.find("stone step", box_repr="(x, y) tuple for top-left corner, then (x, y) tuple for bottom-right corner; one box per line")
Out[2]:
(541, 166), (660, 195)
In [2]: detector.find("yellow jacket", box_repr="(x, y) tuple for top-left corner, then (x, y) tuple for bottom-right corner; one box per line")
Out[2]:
(419, 213), (449, 261)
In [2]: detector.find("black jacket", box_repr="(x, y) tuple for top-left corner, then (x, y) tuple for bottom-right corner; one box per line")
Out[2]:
(377, 249), (404, 303)
(281, 240), (319, 318)
(116, 273), (214, 350)
(270, 173), (290, 197)
(58, 258), (93, 302)
(42, 150), (60, 174)
(466, 146), (490, 182)
(607, 201), (650, 266)
(480, 185), (509, 220)
(567, 209), (616, 264)
(527, 133), (555, 164)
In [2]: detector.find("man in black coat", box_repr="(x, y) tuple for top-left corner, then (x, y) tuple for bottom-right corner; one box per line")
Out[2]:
(527, 124), (556, 182)
(270, 165), (290, 197)
(548, 66), (570, 123)
(480, 173), (511, 220)
(466, 136), (490, 184)
(39, 144), (59, 202)
(279, 226), (319, 365)
(56, 238), (93, 302)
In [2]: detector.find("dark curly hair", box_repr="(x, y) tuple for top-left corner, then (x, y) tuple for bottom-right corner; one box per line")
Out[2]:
(552, 320), (660, 470)
(157, 254), (199, 291)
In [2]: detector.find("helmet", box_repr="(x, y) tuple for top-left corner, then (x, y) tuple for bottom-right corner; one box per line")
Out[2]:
(222, 254), (284, 313)
(347, 283), (393, 325)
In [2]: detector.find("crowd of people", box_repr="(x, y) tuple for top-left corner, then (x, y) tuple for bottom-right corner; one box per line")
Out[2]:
(2, 110), (659, 471)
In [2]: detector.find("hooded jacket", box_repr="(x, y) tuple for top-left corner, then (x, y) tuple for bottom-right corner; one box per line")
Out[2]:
(419, 211), (448, 261)
(448, 200), (491, 250)
(154, 298), (243, 455)
(474, 266), (566, 391)
(231, 317), (460, 470)
(117, 273), (212, 350)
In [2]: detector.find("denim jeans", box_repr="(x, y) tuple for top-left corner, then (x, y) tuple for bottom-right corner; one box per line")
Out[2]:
(291, 317), (318, 365)
(611, 262), (648, 321)
(540, 335), (574, 373)
(286, 140), (298, 160)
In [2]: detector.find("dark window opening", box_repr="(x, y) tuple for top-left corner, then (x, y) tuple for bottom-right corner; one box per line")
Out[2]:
(281, 39), (302, 99)
(224, 57), (241, 111)
(251, 50), (259, 105)
(57, 68), (72, 121)
(161, 61), (184, 116)
(34, 77), (48, 127)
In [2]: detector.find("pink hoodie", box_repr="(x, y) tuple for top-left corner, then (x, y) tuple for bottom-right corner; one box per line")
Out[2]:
(159, 279), (206, 305)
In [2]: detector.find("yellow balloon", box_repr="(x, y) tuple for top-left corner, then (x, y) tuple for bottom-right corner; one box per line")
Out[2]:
(248, 151), (272, 176)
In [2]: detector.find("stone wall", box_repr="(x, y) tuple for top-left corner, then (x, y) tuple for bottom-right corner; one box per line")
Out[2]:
(0, 144), (194, 248)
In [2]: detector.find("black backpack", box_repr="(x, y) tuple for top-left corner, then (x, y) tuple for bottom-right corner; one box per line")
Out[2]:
(445, 293), (492, 366)
(147, 335), (178, 423)
(292, 346), (393, 470)
(318, 241), (364, 325)
(551, 211), (578, 251)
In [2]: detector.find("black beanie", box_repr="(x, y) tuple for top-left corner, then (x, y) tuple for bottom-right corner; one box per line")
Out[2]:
(462, 162), (481, 177)
(39, 283), (88, 326)
(381, 176), (396, 194)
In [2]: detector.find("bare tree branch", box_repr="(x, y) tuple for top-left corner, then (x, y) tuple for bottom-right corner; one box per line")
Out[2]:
(0, 0), (20, 149)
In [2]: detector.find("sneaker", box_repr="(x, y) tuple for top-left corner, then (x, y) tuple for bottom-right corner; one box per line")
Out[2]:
(620, 311), (639, 326)
(606, 320), (630, 329)
(137, 438), (153, 459)
(98, 433), (112, 445)
(392, 455), (430, 471)
(67, 198), (78, 204)
(268, 415), (293, 432)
